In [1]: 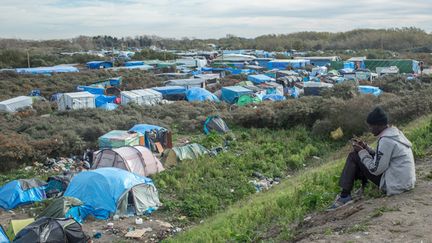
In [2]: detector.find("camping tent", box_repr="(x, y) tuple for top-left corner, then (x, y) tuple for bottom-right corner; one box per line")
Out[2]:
(0, 226), (8, 243)
(203, 116), (230, 135)
(0, 179), (47, 210)
(57, 92), (95, 111)
(358, 85), (382, 96)
(161, 143), (208, 167)
(221, 86), (253, 104)
(0, 96), (33, 113)
(45, 174), (74, 198)
(64, 168), (161, 222)
(92, 146), (165, 177)
(262, 94), (286, 101)
(186, 88), (220, 102)
(98, 130), (143, 149)
(37, 197), (83, 219)
(5, 219), (34, 241)
(236, 94), (261, 106)
(13, 217), (88, 243)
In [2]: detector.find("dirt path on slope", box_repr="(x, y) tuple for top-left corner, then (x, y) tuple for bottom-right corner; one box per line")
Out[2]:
(293, 157), (432, 243)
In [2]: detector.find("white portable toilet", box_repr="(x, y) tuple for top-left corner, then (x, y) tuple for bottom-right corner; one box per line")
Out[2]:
(57, 91), (95, 111)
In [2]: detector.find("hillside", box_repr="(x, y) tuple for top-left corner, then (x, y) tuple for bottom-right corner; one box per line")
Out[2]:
(293, 156), (432, 242)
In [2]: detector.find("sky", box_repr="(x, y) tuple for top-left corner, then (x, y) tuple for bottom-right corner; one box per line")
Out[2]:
(0, 0), (431, 40)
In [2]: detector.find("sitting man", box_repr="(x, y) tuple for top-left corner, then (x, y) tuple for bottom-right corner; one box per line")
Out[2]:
(328, 107), (416, 210)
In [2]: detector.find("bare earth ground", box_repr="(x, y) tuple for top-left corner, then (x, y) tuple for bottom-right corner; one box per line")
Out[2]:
(0, 205), (181, 242)
(293, 157), (432, 243)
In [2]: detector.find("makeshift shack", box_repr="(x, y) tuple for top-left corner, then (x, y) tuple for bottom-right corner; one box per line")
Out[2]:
(98, 130), (143, 149)
(129, 124), (172, 152)
(13, 217), (88, 243)
(247, 74), (275, 84)
(267, 59), (310, 70)
(0, 96), (33, 113)
(152, 86), (187, 101)
(64, 168), (161, 222)
(221, 86), (253, 104)
(121, 89), (163, 106)
(303, 82), (333, 96)
(161, 143), (209, 167)
(57, 92), (95, 111)
(0, 179), (47, 210)
(76, 85), (105, 95)
(92, 146), (165, 177)
(165, 78), (206, 89)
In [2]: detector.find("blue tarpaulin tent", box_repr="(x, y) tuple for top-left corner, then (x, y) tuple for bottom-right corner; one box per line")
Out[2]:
(247, 74), (274, 84)
(76, 86), (105, 95)
(15, 66), (79, 74)
(64, 168), (160, 223)
(221, 86), (253, 104)
(129, 124), (167, 149)
(86, 61), (113, 69)
(262, 94), (286, 101)
(358, 85), (382, 96)
(186, 88), (220, 102)
(0, 179), (47, 210)
(95, 95), (116, 107)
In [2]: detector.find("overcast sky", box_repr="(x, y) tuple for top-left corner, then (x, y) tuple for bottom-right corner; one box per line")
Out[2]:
(1, 0), (431, 40)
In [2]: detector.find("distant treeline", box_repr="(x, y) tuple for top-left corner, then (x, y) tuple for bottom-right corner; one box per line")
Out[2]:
(0, 28), (431, 68)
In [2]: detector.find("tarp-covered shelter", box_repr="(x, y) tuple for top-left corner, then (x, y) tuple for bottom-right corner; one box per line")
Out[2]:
(5, 219), (34, 241)
(247, 74), (275, 84)
(161, 143), (208, 167)
(203, 116), (230, 135)
(92, 146), (165, 177)
(98, 130), (143, 149)
(165, 78), (206, 89)
(120, 89), (162, 106)
(45, 174), (74, 198)
(64, 168), (161, 222)
(221, 86), (253, 104)
(125, 61), (144, 66)
(262, 94), (286, 101)
(37, 197), (83, 219)
(236, 94), (262, 106)
(129, 124), (172, 152)
(57, 92), (95, 111)
(267, 59), (310, 70)
(358, 85), (382, 96)
(13, 217), (88, 243)
(95, 95), (116, 107)
(0, 179), (47, 210)
(152, 86), (187, 101)
(303, 82), (334, 96)
(15, 65), (79, 74)
(186, 88), (220, 102)
(76, 85), (105, 95)
(86, 61), (113, 69)
(0, 96), (33, 113)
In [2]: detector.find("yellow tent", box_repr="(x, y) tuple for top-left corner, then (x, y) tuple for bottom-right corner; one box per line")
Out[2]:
(6, 218), (34, 240)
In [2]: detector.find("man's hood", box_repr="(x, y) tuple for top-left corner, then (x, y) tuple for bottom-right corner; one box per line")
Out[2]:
(379, 126), (412, 148)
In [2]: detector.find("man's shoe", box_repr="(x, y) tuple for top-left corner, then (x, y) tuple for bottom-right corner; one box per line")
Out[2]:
(326, 194), (353, 211)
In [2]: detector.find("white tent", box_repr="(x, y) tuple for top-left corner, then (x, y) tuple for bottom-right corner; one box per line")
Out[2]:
(121, 89), (162, 106)
(57, 91), (95, 111)
(0, 96), (33, 113)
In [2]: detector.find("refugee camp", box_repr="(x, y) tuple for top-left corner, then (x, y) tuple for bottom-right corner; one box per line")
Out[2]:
(1, 0), (432, 242)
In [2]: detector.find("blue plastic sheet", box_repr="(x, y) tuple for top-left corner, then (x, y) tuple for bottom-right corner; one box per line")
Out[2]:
(152, 86), (186, 95)
(98, 103), (118, 111)
(15, 66), (79, 74)
(77, 86), (105, 95)
(186, 88), (220, 102)
(262, 94), (286, 101)
(95, 95), (116, 107)
(0, 180), (46, 210)
(64, 168), (155, 222)
(247, 74), (273, 84)
(0, 226), (9, 243)
(358, 85), (382, 96)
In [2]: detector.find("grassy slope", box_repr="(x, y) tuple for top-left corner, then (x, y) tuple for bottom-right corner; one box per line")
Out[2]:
(168, 115), (432, 242)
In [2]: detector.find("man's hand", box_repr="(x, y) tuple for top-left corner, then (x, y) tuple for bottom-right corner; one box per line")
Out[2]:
(353, 142), (364, 152)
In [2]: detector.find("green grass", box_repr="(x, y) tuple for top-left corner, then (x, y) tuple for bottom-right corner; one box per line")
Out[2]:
(167, 115), (432, 242)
